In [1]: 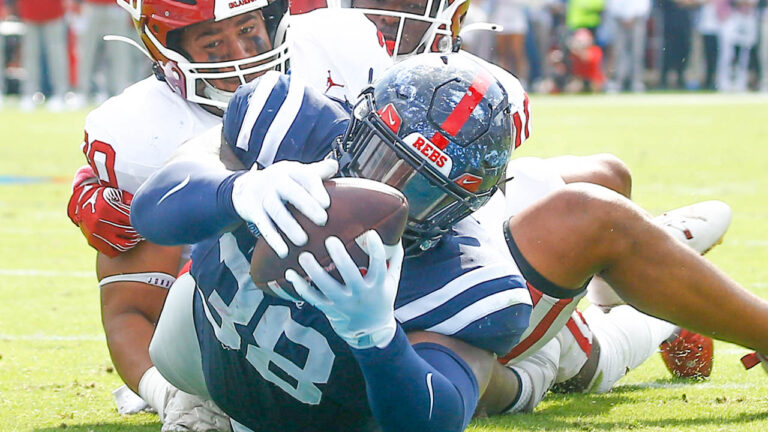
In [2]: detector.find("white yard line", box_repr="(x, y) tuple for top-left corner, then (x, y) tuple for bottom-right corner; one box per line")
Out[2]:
(0, 269), (93, 278)
(534, 93), (768, 107)
(626, 381), (762, 390)
(0, 333), (102, 341)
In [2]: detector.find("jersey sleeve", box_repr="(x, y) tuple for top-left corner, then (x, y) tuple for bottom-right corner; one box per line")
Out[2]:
(221, 71), (350, 169)
(395, 216), (533, 356)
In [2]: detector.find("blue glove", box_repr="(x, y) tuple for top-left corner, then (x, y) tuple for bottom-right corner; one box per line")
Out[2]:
(285, 231), (403, 349)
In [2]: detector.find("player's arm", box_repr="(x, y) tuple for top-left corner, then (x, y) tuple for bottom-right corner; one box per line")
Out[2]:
(97, 241), (183, 392)
(287, 233), (491, 432)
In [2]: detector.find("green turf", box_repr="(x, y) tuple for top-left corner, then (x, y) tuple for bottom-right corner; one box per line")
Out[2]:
(1, 93), (767, 431)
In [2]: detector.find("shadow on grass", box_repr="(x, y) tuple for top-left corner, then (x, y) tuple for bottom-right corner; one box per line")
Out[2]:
(35, 422), (160, 432)
(471, 384), (768, 431)
(473, 410), (768, 432)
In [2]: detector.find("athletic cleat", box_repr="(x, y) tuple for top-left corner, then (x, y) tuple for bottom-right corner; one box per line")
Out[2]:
(660, 328), (714, 378)
(740, 352), (768, 374)
(654, 200), (732, 255)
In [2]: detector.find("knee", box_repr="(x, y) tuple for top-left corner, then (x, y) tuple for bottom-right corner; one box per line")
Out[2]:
(549, 184), (637, 243)
(588, 154), (633, 198)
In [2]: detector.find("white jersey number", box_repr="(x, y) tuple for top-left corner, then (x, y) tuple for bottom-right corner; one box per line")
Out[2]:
(201, 233), (335, 405)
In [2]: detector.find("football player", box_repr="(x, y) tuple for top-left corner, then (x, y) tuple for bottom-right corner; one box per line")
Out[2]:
(133, 53), (531, 432)
(65, 0), (394, 429)
(342, 0), (733, 412)
(132, 52), (768, 432)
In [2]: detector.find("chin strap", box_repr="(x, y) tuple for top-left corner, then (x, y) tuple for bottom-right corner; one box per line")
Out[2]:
(103, 35), (152, 60)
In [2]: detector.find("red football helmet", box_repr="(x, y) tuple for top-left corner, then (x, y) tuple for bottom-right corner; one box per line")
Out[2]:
(339, 0), (469, 60)
(117, 0), (289, 109)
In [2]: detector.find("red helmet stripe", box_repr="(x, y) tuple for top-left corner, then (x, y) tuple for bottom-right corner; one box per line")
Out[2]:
(440, 69), (493, 138)
(431, 131), (449, 150)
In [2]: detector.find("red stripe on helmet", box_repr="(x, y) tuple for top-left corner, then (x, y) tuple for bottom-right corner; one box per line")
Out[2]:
(440, 69), (494, 138)
(431, 132), (449, 150)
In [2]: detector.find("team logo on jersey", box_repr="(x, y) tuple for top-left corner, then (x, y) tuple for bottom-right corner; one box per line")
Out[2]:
(453, 173), (483, 192)
(215, 0), (268, 21)
(402, 133), (453, 176)
(325, 70), (345, 93)
(377, 104), (401, 133)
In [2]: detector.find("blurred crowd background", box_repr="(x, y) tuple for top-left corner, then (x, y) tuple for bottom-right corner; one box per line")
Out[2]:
(1, 0), (767, 112)
(463, 0), (768, 95)
(0, 0), (147, 111)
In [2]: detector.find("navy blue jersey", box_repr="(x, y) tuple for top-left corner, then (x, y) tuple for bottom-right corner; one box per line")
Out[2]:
(190, 73), (531, 431)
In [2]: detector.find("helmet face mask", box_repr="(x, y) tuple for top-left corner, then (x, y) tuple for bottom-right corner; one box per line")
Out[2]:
(338, 54), (513, 255)
(348, 0), (469, 60)
(118, 0), (289, 110)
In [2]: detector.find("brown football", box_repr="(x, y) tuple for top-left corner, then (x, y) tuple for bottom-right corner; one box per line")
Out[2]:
(249, 177), (409, 301)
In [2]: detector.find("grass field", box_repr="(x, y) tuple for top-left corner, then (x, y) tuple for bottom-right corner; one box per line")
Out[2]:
(1, 93), (767, 431)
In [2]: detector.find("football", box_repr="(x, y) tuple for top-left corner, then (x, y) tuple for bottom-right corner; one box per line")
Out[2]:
(660, 329), (714, 379)
(249, 177), (409, 301)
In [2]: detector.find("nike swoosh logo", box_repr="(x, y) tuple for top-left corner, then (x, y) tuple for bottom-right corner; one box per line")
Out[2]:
(426, 372), (434, 420)
(387, 111), (397, 126)
(158, 174), (190, 205)
(459, 177), (481, 185)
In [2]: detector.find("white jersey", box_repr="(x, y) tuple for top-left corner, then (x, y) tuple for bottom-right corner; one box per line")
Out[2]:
(82, 78), (220, 194)
(289, 8), (393, 106)
(80, 8), (391, 195)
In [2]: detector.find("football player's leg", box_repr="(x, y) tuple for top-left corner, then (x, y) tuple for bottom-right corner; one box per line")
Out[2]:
(504, 154), (631, 218)
(482, 338), (560, 415)
(149, 272), (232, 432)
(149, 272), (209, 399)
(506, 182), (768, 354)
(587, 200), (732, 311)
(555, 305), (677, 393)
(544, 154), (633, 198)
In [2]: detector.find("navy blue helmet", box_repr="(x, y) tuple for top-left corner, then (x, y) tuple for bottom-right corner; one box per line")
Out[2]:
(338, 53), (513, 255)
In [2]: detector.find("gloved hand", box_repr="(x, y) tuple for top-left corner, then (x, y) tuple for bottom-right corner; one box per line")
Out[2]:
(286, 230), (403, 349)
(161, 391), (232, 432)
(66, 165), (142, 257)
(231, 159), (338, 258)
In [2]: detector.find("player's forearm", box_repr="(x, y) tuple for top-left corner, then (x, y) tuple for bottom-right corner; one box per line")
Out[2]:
(351, 327), (479, 432)
(102, 308), (158, 392)
(132, 160), (244, 245)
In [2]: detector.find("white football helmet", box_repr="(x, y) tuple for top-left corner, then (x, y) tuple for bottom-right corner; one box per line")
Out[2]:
(337, 0), (470, 60)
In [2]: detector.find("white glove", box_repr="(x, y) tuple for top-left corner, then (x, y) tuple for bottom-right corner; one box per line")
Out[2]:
(161, 391), (232, 432)
(285, 230), (403, 349)
(232, 159), (338, 258)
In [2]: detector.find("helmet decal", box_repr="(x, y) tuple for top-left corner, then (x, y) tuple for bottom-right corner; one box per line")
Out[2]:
(377, 103), (402, 133)
(215, 0), (270, 21)
(435, 68), (494, 138)
(402, 133), (452, 175)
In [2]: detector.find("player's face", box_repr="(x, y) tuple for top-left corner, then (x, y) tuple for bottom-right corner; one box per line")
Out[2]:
(351, 0), (433, 55)
(179, 11), (273, 92)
